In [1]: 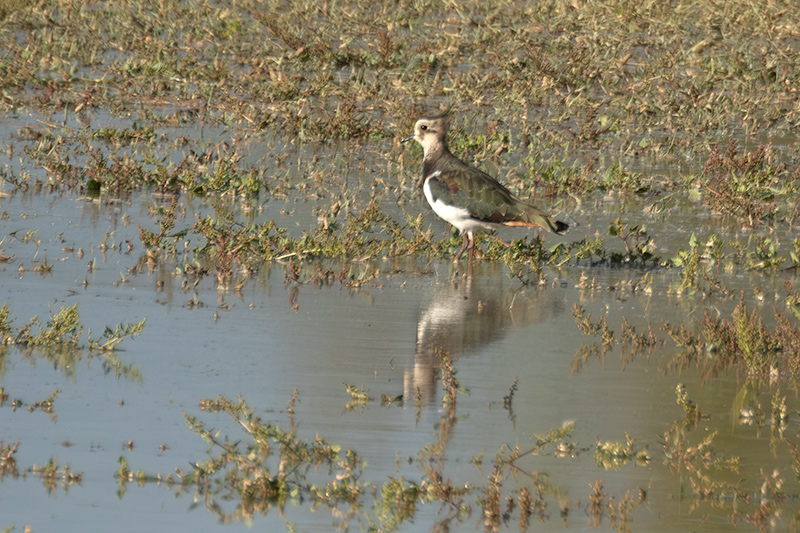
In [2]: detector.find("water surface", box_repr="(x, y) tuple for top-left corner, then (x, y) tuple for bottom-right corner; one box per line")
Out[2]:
(0, 191), (796, 532)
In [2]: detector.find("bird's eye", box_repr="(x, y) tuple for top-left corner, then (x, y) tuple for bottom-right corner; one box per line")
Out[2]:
(420, 125), (427, 131)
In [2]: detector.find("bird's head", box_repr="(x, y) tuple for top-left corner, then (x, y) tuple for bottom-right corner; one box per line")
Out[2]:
(401, 114), (448, 158)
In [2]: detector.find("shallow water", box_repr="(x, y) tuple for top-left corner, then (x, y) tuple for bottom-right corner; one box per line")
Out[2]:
(0, 190), (797, 532)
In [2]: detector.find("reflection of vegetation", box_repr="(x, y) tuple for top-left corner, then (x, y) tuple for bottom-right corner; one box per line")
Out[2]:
(0, 303), (145, 383)
(660, 381), (800, 530)
(663, 385), (770, 526)
(594, 434), (651, 471)
(570, 303), (616, 374)
(119, 396), (643, 531)
(0, 440), (82, 494)
(343, 382), (372, 411)
(664, 294), (800, 382)
(118, 396), (366, 526)
(568, 274), (800, 529)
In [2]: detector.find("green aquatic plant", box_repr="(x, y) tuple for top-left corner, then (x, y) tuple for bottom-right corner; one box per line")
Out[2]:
(115, 395), (649, 531)
(697, 139), (799, 226)
(13, 304), (83, 348)
(343, 382), (372, 411)
(594, 433), (651, 471)
(136, 196), (179, 266)
(665, 294), (800, 381)
(0, 303), (144, 382)
(0, 440), (81, 495)
(0, 441), (18, 481)
(199, 159), (263, 197)
(28, 456), (82, 496)
(91, 124), (157, 145)
(116, 395), (367, 525)
(607, 216), (656, 265)
(668, 232), (734, 297)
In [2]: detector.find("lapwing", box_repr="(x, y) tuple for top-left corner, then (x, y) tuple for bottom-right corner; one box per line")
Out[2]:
(402, 114), (568, 261)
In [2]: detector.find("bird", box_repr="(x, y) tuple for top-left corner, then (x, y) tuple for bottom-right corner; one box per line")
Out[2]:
(401, 113), (568, 261)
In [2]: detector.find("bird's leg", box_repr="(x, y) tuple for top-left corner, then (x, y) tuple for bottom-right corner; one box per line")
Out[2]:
(468, 235), (476, 262)
(454, 231), (470, 261)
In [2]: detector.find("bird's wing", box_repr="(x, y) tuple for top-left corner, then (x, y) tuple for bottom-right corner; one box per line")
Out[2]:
(426, 158), (566, 233)
(425, 160), (518, 222)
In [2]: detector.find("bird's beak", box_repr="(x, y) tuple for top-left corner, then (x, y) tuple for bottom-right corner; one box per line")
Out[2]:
(400, 134), (414, 143)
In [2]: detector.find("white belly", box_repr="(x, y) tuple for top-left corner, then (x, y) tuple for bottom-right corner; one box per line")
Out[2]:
(423, 176), (496, 235)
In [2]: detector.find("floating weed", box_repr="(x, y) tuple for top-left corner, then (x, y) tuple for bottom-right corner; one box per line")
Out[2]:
(27, 389), (59, 422)
(607, 216), (656, 265)
(32, 257), (53, 276)
(380, 393), (403, 407)
(0, 239), (13, 264)
(27, 456), (83, 496)
(0, 386), (58, 421)
(187, 200), (396, 288)
(200, 159), (263, 197)
(668, 232), (734, 297)
(594, 433), (651, 470)
(746, 235), (783, 270)
(0, 440), (81, 494)
(16, 304), (83, 348)
(374, 477), (422, 530)
(0, 303), (143, 382)
(343, 382), (372, 411)
(92, 124), (157, 146)
(4, 0), (800, 527)
(114, 456), (152, 497)
(0, 441), (19, 481)
(523, 150), (588, 197)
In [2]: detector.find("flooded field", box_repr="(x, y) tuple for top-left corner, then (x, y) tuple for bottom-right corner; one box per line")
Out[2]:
(1, 187), (798, 532)
(2, 0), (800, 531)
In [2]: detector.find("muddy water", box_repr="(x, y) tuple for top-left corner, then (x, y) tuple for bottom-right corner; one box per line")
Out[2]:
(0, 191), (796, 532)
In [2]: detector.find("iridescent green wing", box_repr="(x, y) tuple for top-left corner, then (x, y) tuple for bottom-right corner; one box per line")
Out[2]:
(426, 159), (520, 223)
(427, 158), (564, 232)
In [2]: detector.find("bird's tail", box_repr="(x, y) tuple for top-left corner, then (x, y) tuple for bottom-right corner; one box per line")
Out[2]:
(550, 218), (569, 235)
(505, 206), (569, 235)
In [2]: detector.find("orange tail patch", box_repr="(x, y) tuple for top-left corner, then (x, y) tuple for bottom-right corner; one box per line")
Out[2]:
(502, 221), (538, 227)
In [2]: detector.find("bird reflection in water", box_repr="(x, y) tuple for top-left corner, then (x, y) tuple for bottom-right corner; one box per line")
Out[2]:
(406, 265), (563, 410)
